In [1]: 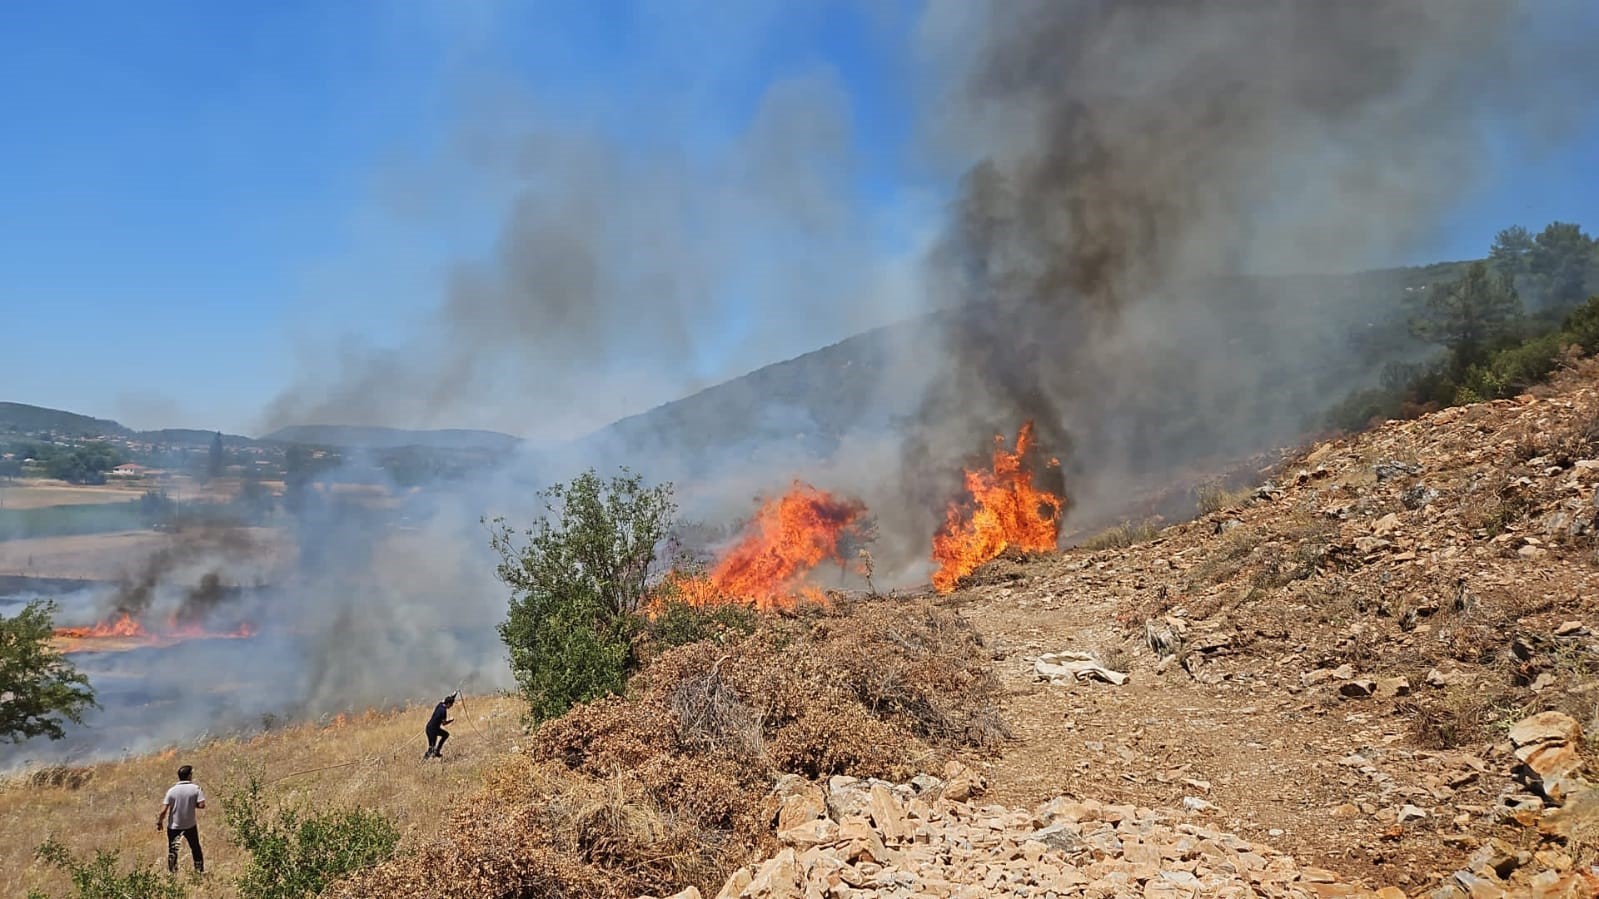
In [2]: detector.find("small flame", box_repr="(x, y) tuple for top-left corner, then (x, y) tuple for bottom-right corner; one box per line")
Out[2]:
(930, 421), (1066, 593)
(53, 612), (146, 639)
(668, 481), (866, 612)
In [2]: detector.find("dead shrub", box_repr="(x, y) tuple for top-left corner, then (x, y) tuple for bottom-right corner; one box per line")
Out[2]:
(1403, 684), (1524, 750)
(341, 597), (1003, 899)
(668, 660), (764, 756)
(27, 766), (94, 790)
(766, 704), (908, 779)
(534, 695), (678, 774)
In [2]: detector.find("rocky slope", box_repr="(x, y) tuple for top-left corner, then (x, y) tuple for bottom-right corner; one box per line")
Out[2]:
(659, 360), (1599, 898)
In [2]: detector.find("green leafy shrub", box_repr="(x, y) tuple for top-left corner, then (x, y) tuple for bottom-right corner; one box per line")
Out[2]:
(1562, 295), (1599, 353)
(33, 839), (186, 899)
(489, 469), (676, 722)
(1, 600), (96, 743)
(222, 775), (400, 899)
(648, 600), (759, 650)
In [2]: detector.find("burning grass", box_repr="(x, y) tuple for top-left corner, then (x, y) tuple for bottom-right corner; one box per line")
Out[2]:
(931, 422), (1066, 594)
(51, 611), (257, 654)
(331, 597), (1005, 898)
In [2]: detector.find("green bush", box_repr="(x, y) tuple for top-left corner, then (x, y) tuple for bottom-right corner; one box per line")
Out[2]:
(32, 840), (186, 899)
(1324, 385), (1408, 432)
(1, 600), (96, 743)
(489, 469), (677, 722)
(648, 600), (759, 650)
(1487, 331), (1563, 392)
(222, 775), (400, 899)
(1563, 295), (1599, 353)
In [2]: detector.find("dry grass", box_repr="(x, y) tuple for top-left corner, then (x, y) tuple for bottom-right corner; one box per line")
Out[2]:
(1, 695), (524, 898)
(0, 527), (292, 581)
(0, 482), (148, 510)
(1078, 520), (1159, 551)
(334, 596), (1005, 899)
(1193, 480), (1253, 516)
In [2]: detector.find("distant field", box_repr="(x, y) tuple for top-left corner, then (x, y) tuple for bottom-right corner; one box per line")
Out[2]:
(0, 528), (293, 581)
(0, 482), (146, 510)
(0, 502), (145, 542)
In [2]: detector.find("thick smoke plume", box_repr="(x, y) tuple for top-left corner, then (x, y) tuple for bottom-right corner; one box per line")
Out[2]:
(900, 0), (1598, 537)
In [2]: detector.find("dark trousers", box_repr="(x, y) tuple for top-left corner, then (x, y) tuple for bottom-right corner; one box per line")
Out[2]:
(427, 726), (449, 754)
(166, 826), (203, 873)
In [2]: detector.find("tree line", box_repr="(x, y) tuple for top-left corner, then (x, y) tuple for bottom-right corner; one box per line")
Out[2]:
(1330, 221), (1599, 429)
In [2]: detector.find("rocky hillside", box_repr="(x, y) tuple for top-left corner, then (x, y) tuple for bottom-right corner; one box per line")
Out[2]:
(648, 360), (1599, 899)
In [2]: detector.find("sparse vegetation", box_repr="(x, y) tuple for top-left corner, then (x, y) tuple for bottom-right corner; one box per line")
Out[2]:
(1080, 519), (1159, 551)
(221, 773), (400, 899)
(30, 839), (187, 899)
(1193, 480), (1252, 515)
(0, 500), (147, 541)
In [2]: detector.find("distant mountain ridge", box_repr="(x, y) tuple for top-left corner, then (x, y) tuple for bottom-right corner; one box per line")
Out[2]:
(7, 258), (1469, 470)
(0, 402), (129, 439)
(0, 402), (520, 453)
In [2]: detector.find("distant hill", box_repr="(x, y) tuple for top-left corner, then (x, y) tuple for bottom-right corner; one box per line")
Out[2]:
(6, 258), (1471, 482)
(0, 402), (521, 455)
(0, 402), (129, 438)
(561, 261), (1464, 486)
(0, 404), (260, 447)
(260, 425), (522, 453)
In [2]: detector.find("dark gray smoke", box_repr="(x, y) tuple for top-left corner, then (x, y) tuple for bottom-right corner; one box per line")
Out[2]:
(899, 0), (1598, 536)
(104, 528), (265, 623)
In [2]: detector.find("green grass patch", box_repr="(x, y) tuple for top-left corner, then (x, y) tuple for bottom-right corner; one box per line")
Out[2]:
(0, 502), (145, 542)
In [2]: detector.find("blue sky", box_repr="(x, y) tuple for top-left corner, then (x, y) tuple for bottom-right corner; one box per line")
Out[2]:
(2, 1), (1595, 436)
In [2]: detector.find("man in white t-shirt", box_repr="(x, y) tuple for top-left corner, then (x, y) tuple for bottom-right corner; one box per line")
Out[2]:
(156, 765), (206, 874)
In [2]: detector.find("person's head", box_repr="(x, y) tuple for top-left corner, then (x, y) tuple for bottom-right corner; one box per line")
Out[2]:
(177, 765), (193, 782)
(443, 694), (456, 707)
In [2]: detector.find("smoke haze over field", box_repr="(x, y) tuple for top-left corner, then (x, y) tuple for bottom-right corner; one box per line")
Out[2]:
(264, 69), (926, 444)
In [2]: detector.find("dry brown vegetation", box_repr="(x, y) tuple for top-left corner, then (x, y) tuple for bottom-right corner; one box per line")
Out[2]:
(332, 598), (1004, 899)
(0, 482), (148, 510)
(2, 697), (523, 898)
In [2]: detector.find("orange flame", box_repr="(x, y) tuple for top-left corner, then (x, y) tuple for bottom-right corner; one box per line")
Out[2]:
(930, 421), (1066, 593)
(53, 612), (147, 639)
(669, 481), (866, 612)
(53, 613), (257, 652)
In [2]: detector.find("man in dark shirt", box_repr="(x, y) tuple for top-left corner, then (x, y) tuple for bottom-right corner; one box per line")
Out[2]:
(423, 693), (455, 759)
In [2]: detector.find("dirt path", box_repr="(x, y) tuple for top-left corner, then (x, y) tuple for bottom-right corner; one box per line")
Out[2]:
(945, 567), (1513, 893)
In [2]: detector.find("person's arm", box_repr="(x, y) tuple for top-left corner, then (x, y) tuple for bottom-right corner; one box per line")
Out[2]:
(196, 787), (206, 810)
(156, 798), (171, 832)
